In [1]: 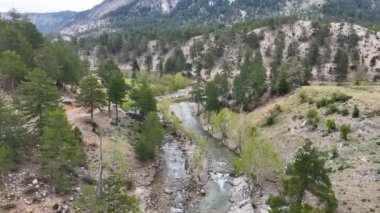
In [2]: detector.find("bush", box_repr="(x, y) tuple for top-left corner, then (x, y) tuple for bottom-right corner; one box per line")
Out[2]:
(330, 91), (352, 102)
(325, 119), (336, 132)
(306, 109), (320, 127)
(352, 105), (360, 118)
(298, 90), (310, 104)
(340, 124), (352, 141)
(326, 103), (339, 115)
(0, 145), (13, 172)
(316, 98), (329, 108)
(263, 104), (283, 126)
(340, 108), (349, 116)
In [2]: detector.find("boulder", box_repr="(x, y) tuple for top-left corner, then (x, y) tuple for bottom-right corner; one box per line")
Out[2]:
(32, 179), (38, 185)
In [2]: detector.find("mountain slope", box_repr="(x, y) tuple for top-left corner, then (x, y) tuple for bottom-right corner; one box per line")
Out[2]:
(24, 11), (77, 34)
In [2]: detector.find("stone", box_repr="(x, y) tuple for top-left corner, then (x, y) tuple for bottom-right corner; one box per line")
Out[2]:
(69, 197), (74, 201)
(74, 187), (81, 192)
(32, 179), (38, 185)
(164, 188), (173, 194)
(200, 189), (206, 196)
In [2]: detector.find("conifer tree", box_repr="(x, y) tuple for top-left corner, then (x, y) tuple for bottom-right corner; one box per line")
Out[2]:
(107, 71), (127, 123)
(40, 109), (85, 193)
(129, 80), (156, 116)
(267, 140), (338, 212)
(77, 75), (107, 123)
(14, 68), (60, 135)
(0, 50), (29, 92)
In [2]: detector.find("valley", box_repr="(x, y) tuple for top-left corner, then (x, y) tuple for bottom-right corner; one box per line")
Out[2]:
(0, 0), (380, 212)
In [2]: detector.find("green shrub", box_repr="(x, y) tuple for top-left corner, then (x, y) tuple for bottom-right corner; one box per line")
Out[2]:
(352, 105), (360, 118)
(340, 108), (349, 116)
(326, 103), (339, 115)
(330, 91), (352, 102)
(263, 104), (283, 126)
(306, 109), (320, 127)
(325, 119), (336, 132)
(298, 90), (310, 103)
(340, 124), (352, 141)
(316, 98), (329, 108)
(0, 145), (13, 172)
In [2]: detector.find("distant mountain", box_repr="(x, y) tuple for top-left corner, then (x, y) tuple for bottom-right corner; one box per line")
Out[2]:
(24, 11), (77, 34)
(23, 0), (380, 36)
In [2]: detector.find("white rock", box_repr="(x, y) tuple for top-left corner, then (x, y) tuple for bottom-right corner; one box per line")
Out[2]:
(69, 197), (74, 201)
(164, 188), (173, 194)
(32, 179), (38, 185)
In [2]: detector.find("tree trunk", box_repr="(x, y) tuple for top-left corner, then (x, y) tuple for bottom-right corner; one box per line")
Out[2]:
(108, 100), (111, 118)
(97, 130), (104, 196)
(91, 104), (94, 123)
(115, 103), (118, 124)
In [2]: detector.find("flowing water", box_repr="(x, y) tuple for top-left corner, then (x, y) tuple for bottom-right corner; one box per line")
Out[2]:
(165, 102), (235, 213)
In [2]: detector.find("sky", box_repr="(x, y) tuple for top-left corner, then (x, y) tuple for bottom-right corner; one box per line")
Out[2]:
(0, 0), (104, 13)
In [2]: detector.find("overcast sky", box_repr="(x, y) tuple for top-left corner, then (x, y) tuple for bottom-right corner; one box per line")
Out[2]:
(0, 0), (104, 13)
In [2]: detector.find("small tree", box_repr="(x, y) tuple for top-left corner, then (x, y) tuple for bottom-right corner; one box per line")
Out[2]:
(77, 75), (107, 123)
(129, 80), (156, 116)
(135, 112), (164, 161)
(204, 81), (220, 112)
(352, 105), (360, 118)
(14, 68), (60, 135)
(0, 50), (29, 92)
(267, 140), (338, 212)
(40, 109), (85, 193)
(306, 109), (320, 128)
(107, 71), (127, 123)
(325, 118), (336, 132)
(340, 124), (352, 141)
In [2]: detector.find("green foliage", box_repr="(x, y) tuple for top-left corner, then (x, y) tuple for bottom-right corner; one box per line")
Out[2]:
(40, 109), (85, 193)
(263, 104), (283, 126)
(204, 81), (221, 112)
(0, 97), (29, 160)
(165, 47), (186, 73)
(234, 136), (283, 184)
(334, 50), (349, 81)
(14, 68), (60, 134)
(77, 75), (107, 123)
(210, 108), (237, 138)
(74, 179), (140, 213)
(267, 140), (338, 213)
(129, 80), (157, 116)
(151, 73), (189, 96)
(98, 59), (120, 84)
(330, 91), (352, 102)
(107, 71), (127, 121)
(131, 59), (140, 78)
(316, 97), (329, 108)
(325, 118), (336, 132)
(233, 52), (267, 110)
(273, 69), (291, 95)
(298, 90), (311, 104)
(352, 105), (360, 118)
(340, 108), (349, 116)
(0, 145), (13, 172)
(0, 50), (29, 91)
(37, 41), (87, 85)
(326, 103), (339, 115)
(306, 109), (320, 128)
(135, 112), (164, 161)
(340, 124), (352, 141)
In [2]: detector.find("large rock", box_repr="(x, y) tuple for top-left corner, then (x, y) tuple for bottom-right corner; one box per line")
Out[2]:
(229, 176), (254, 213)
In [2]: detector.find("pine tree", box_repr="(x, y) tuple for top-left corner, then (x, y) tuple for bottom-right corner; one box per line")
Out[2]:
(204, 81), (220, 112)
(0, 50), (29, 92)
(273, 69), (291, 95)
(77, 75), (107, 123)
(334, 50), (349, 82)
(129, 80), (156, 116)
(14, 68), (60, 135)
(40, 109), (85, 193)
(144, 55), (153, 72)
(131, 59), (140, 78)
(267, 140), (338, 212)
(135, 112), (164, 161)
(98, 59), (121, 116)
(107, 71), (127, 123)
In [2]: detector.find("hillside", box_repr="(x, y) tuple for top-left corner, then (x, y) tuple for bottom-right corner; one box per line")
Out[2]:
(23, 0), (380, 36)
(79, 20), (380, 85)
